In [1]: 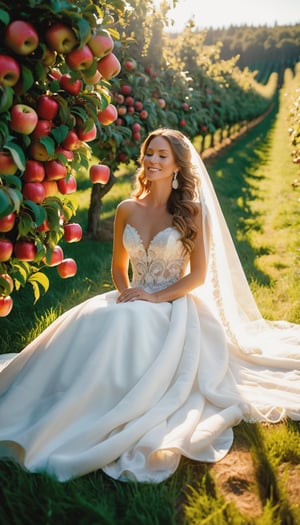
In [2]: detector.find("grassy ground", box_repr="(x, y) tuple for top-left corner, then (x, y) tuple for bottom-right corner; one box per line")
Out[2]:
(0, 67), (300, 524)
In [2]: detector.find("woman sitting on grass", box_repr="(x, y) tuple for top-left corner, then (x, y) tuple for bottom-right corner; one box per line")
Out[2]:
(0, 128), (299, 483)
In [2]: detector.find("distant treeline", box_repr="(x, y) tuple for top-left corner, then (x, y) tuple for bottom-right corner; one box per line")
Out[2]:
(204, 24), (300, 82)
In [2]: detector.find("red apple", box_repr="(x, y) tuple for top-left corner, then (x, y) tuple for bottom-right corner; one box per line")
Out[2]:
(29, 142), (51, 161)
(57, 175), (77, 194)
(127, 106), (135, 115)
(98, 104), (118, 125)
(118, 152), (127, 162)
(115, 94), (124, 104)
(132, 131), (141, 141)
(0, 273), (14, 294)
(0, 213), (16, 232)
(45, 160), (67, 181)
(121, 85), (132, 95)
(48, 67), (62, 81)
(96, 52), (121, 80)
(5, 20), (39, 55)
(14, 240), (37, 261)
(55, 146), (74, 161)
(63, 223), (82, 242)
(140, 110), (148, 119)
(182, 102), (189, 111)
(31, 119), (53, 139)
(23, 160), (45, 183)
(23, 182), (46, 203)
(66, 45), (94, 71)
(179, 118), (186, 127)
(158, 98), (166, 109)
(87, 30), (114, 58)
(59, 74), (83, 95)
(37, 95), (59, 120)
(61, 130), (81, 151)
(37, 218), (50, 232)
(124, 59), (137, 71)
(57, 258), (77, 278)
(41, 180), (58, 197)
(117, 106), (127, 116)
(77, 122), (97, 142)
(0, 54), (20, 87)
(0, 238), (13, 261)
(44, 245), (64, 266)
(81, 69), (102, 85)
(89, 164), (110, 184)
(132, 122), (141, 133)
(10, 104), (38, 135)
(45, 23), (78, 54)
(115, 118), (124, 126)
(0, 151), (18, 175)
(0, 295), (13, 317)
(134, 101), (143, 111)
(124, 96), (134, 106)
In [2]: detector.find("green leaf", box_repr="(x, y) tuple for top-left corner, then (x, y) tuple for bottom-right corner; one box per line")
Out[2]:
(10, 261), (31, 288)
(71, 105), (88, 122)
(74, 16), (92, 45)
(23, 200), (47, 227)
(0, 275), (12, 295)
(18, 214), (34, 237)
(0, 120), (10, 143)
(1, 174), (22, 191)
(0, 8), (10, 25)
(0, 86), (13, 113)
(0, 188), (13, 218)
(39, 136), (56, 156)
(50, 124), (69, 144)
(45, 206), (62, 231)
(28, 272), (49, 304)
(4, 142), (26, 171)
(20, 65), (34, 93)
(34, 61), (47, 83)
(4, 187), (23, 213)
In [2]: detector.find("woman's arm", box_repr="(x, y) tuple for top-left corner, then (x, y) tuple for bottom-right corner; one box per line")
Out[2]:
(111, 201), (131, 293)
(117, 206), (207, 303)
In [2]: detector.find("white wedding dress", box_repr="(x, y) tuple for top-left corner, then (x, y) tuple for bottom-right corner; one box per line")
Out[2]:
(0, 220), (299, 483)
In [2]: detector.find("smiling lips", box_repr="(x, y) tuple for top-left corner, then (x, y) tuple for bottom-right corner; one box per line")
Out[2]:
(147, 167), (160, 173)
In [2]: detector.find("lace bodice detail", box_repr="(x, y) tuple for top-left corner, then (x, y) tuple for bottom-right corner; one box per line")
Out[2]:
(123, 224), (189, 292)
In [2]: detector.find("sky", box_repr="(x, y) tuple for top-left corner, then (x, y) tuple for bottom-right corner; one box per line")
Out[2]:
(156, 0), (300, 32)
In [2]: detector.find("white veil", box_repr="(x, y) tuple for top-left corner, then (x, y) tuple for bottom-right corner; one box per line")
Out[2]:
(188, 139), (300, 359)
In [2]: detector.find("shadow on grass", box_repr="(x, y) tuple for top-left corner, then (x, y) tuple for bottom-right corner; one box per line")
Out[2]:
(236, 422), (298, 524)
(205, 96), (279, 286)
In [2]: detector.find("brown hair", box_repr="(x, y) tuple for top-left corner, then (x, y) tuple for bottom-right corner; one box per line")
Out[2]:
(132, 128), (201, 253)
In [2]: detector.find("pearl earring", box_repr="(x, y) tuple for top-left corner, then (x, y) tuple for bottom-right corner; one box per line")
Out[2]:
(172, 171), (179, 190)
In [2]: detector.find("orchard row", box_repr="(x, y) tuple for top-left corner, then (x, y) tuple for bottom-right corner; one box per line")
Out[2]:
(0, 0), (282, 316)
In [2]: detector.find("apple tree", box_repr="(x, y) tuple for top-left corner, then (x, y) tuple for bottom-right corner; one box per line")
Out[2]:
(0, 0), (127, 316)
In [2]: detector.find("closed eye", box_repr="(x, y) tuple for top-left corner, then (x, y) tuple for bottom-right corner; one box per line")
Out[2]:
(145, 153), (168, 159)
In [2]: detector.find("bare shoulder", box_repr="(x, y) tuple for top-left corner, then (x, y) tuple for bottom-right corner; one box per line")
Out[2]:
(115, 198), (139, 223)
(117, 198), (137, 212)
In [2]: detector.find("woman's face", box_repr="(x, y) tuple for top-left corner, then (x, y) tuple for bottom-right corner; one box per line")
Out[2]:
(143, 136), (179, 185)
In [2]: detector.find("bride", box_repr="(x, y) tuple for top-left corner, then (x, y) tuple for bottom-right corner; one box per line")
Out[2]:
(0, 128), (299, 483)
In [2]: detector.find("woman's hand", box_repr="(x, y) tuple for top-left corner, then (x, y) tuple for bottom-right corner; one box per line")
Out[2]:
(117, 287), (156, 303)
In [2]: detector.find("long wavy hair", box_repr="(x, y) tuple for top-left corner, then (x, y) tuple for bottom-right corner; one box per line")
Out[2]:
(132, 128), (201, 253)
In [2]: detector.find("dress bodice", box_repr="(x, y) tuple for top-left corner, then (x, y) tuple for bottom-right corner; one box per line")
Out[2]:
(123, 223), (189, 292)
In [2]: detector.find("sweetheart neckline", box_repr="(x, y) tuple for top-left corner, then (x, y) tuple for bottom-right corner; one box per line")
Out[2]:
(125, 223), (176, 253)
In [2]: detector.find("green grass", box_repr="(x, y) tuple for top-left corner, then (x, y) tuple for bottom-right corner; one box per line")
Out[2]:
(205, 71), (300, 323)
(1, 68), (300, 524)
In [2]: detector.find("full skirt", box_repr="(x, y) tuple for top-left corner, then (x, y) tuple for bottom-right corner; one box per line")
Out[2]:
(0, 291), (299, 482)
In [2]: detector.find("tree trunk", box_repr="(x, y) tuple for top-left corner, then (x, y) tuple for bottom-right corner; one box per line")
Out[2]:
(86, 173), (117, 239)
